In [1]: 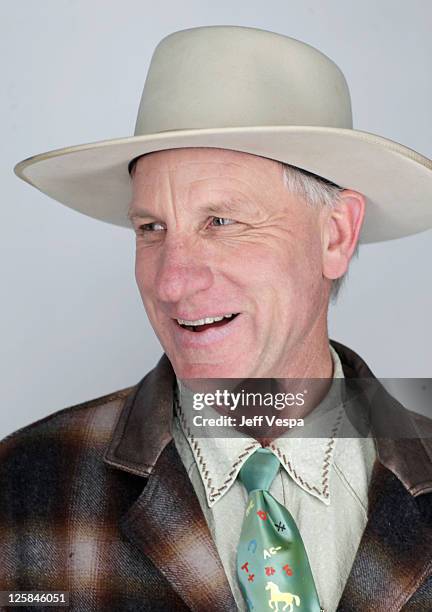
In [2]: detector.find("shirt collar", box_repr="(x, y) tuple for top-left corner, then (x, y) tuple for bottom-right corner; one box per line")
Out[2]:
(175, 345), (345, 508)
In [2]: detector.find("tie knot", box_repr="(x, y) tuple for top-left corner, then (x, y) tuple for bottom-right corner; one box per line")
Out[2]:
(238, 448), (280, 494)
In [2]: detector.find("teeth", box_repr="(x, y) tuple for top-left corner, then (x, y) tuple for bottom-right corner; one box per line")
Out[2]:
(177, 314), (235, 326)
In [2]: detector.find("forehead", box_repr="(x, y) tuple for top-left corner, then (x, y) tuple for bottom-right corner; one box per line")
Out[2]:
(128, 149), (300, 222)
(132, 147), (284, 186)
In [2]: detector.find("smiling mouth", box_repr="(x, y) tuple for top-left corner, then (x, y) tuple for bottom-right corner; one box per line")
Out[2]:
(176, 313), (240, 332)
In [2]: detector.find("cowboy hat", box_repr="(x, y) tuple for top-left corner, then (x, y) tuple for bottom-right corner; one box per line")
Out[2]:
(13, 25), (432, 243)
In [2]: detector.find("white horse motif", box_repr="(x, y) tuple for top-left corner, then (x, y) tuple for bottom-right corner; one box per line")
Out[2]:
(265, 581), (301, 611)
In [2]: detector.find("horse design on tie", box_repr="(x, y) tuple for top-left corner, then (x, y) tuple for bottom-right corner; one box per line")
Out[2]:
(265, 581), (301, 611)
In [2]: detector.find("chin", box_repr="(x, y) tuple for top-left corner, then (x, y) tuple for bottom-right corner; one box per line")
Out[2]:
(174, 360), (244, 379)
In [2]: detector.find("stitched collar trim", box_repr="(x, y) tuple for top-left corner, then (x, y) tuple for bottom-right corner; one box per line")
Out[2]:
(175, 346), (345, 507)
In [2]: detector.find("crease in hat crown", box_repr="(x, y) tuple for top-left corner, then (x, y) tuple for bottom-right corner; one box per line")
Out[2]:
(13, 24), (432, 242)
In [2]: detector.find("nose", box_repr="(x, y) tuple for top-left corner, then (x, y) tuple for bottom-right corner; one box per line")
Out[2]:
(154, 235), (214, 305)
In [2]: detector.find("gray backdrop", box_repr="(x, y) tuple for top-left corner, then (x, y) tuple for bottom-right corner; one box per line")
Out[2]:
(2, 0), (431, 439)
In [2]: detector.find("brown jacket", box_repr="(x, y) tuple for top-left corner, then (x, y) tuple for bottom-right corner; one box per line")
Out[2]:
(1, 340), (432, 611)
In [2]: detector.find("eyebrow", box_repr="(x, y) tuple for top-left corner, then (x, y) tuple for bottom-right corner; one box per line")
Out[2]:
(127, 198), (256, 222)
(127, 208), (155, 221)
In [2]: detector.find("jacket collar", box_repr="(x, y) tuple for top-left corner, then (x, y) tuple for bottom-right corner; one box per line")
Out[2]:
(104, 339), (432, 497)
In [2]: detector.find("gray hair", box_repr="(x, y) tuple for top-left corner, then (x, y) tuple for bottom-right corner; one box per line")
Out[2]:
(280, 162), (360, 303)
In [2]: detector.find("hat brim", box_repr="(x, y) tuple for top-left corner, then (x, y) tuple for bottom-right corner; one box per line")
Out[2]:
(14, 125), (432, 243)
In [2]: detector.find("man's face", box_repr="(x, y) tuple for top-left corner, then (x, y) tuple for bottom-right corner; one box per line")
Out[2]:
(129, 148), (331, 378)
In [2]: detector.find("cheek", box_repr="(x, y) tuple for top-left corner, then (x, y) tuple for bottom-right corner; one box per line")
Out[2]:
(134, 255), (161, 322)
(253, 237), (323, 307)
(134, 249), (156, 291)
(287, 247), (325, 318)
(246, 241), (302, 286)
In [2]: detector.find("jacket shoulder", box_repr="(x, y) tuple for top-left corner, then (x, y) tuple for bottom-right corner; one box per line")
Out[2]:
(0, 384), (141, 529)
(0, 385), (138, 460)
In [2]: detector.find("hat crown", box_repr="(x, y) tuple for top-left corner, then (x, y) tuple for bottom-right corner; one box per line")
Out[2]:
(135, 26), (353, 136)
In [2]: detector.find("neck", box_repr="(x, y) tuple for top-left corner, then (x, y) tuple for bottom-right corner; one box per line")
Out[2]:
(235, 339), (334, 441)
(178, 335), (337, 443)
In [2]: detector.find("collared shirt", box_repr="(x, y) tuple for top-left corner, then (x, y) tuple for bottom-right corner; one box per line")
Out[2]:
(172, 346), (377, 612)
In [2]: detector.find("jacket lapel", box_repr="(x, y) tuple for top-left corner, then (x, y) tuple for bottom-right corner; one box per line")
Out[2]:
(337, 458), (432, 611)
(104, 355), (237, 612)
(332, 339), (432, 611)
(119, 440), (237, 612)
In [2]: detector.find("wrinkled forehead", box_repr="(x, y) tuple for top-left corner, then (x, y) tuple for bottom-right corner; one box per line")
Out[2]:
(129, 147), (284, 182)
(129, 147), (342, 194)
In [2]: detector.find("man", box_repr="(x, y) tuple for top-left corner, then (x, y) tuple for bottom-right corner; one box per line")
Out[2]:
(2, 25), (432, 612)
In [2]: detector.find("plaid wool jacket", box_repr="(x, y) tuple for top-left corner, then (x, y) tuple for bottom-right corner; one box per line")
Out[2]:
(1, 340), (432, 611)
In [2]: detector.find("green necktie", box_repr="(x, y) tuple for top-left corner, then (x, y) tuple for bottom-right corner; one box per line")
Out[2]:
(236, 448), (323, 612)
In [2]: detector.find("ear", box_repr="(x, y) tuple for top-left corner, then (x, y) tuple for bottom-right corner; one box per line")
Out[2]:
(321, 190), (366, 281)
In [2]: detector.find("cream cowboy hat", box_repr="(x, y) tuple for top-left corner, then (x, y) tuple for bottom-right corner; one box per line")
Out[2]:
(14, 25), (432, 243)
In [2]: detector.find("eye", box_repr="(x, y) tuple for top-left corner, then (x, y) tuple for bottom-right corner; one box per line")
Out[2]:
(137, 221), (166, 233)
(209, 217), (237, 227)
